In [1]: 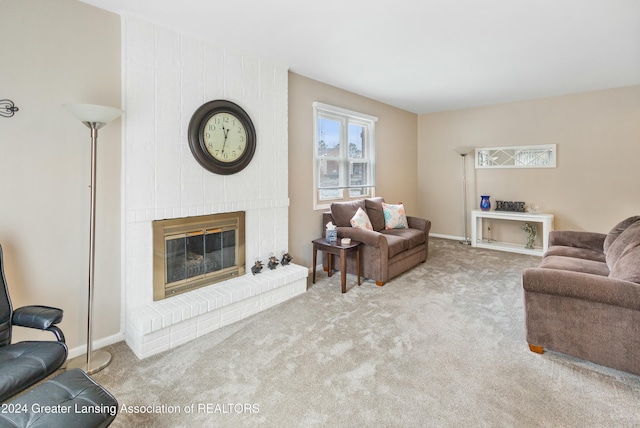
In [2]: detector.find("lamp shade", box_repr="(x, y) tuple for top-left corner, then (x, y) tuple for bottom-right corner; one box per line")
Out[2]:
(454, 146), (473, 156)
(63, 103), (123, 124)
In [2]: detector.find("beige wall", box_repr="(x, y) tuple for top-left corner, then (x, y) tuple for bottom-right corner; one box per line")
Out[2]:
(0, 0), (121, 350)
(288, 73), (418, 268)
(418, 85), (640, 243)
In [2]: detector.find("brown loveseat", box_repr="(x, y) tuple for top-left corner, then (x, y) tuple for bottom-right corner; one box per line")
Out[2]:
(522, 216), (640, 376)
(322, 197), (431, 286)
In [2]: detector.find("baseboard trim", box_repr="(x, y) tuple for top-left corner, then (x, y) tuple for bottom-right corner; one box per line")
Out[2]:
(430, 233), (465, 241)
(67, 331), (125, 360)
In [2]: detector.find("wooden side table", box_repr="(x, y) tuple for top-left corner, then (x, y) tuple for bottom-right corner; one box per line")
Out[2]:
(312, 238), (361, 293)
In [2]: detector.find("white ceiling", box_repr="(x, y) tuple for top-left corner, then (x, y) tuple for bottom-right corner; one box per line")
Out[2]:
(80, 0), (640, 114)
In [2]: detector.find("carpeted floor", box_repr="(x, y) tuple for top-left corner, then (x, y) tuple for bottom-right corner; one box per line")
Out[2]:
(85, 238), (640, 427)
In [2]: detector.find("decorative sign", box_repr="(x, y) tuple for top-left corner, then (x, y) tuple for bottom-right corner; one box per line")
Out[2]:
(495, 201), (525, 212)
(476, 144), (556, 169)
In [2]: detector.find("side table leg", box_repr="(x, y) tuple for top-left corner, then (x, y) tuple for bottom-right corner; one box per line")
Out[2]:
(312, 246), (317, 284)
(340, 249), (347, 293)
(356, 246), (361, 285)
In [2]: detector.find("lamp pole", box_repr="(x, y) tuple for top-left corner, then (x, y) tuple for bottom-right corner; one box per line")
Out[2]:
(64, 104), (122, 374)
(455, 147), (473, 245)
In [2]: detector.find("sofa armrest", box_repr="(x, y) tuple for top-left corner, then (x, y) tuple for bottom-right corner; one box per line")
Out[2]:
(336, 227), (386, 248)
(548, 230), (606, 251)
(522, 268), (640, 311)
(407, 216), (431, 234)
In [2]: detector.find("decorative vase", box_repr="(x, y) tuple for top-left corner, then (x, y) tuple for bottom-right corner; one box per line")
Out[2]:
(480, 195), (491, 211)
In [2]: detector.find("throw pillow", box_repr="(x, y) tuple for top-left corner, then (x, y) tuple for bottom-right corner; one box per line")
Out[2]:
(382, 202), (408, 230)
(350, 207), (373, 230)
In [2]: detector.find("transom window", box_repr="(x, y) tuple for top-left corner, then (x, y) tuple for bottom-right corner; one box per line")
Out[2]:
(313, 102), (377, 210)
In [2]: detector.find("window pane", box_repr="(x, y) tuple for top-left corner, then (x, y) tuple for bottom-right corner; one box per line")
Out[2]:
(348, 123), (365, 159)
(349, 162), (367, 187)
(318, 159), (341, 189)
(349, 188), (370, 198)
(319, 189), (343, 200)
(317, 117), (341, 157)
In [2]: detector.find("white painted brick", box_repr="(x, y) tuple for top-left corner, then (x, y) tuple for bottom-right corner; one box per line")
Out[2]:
(196, 309), (222, 336)
(242, 295), (261, 317)
(170, 319), (197, 347)
(220, 301), (243, 327)
(123, 16), (307, 359)
(128, 310), (152, 335)
(203, 44), (224, 100)
(139, 337), (170, 359)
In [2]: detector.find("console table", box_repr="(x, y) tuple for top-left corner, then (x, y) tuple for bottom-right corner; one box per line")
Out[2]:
(471, 210), (554, 256)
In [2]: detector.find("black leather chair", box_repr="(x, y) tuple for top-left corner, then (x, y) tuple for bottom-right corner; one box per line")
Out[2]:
(0, 368), (118, 427)
(0, 243), (68, 402)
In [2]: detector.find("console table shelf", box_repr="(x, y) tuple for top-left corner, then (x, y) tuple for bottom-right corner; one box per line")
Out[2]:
(471, 210), (554, 256)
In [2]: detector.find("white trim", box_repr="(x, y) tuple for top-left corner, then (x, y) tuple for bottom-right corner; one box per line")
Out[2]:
(312, 102), (377, 210)
(67, 331), (125, 360)
(312, 102), (378, 122)
(429, 233), (466, 241)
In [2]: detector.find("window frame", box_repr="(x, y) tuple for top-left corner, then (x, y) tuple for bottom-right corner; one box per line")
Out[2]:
(313, 102), (378, 210)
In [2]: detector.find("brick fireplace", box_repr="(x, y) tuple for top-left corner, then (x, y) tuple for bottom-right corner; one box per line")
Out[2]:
(122, 16), (307, 359)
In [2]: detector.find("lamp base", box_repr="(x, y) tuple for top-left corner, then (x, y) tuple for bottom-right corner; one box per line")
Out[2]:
(67, 349), (112, 375)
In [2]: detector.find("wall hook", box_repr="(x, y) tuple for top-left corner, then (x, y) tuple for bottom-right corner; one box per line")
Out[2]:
(1, 99), (19, 118)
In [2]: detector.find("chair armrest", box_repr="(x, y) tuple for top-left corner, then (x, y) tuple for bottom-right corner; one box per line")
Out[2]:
(522, 268), (640, 311)
(548, 230), (606, 251)
(407, 216), (431, 233)
(336, 227), (385, 248)
(12, 305), (63, 330)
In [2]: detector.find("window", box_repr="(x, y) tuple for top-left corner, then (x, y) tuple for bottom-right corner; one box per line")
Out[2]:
(313, 102), (377, 209)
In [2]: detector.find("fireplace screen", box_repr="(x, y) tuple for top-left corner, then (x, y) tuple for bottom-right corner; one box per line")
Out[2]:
(165, 229), (236, 283)
(153, 212), (245, 300)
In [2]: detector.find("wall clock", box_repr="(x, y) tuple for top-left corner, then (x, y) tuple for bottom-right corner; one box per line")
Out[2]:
(187, 100), (256, 175)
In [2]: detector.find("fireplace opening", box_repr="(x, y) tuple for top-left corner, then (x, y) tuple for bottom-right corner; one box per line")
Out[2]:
(153, 212), (245, 301)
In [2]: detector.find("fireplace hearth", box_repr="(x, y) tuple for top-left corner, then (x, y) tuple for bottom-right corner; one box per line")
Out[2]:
(153, 212), (245, 300)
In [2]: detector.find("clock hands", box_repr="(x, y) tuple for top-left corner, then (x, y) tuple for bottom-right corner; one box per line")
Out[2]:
(221, 125), (230, 155)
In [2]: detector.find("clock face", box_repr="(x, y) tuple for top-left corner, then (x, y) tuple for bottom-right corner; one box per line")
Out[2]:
(202, 112), (248, 163)
(187, 100), (256, 175)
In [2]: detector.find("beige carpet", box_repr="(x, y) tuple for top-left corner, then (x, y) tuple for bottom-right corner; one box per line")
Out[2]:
(84, 238), (640, 427)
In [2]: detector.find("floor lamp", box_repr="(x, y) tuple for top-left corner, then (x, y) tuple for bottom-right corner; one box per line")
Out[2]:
(455, 147), (473, 245)
(63, 103), (123, 375)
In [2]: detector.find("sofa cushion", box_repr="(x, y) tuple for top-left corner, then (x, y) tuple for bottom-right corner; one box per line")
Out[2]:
(609, 243), (640, 283)
(606, 220), (640, 270)
(382, 234), (409, 259)
(350, 207), (373, 230)
(382, 228), (426, 250)
(539, 255), (610, 277)
(330, 200), (365, 227)
(382, 202), (408, 229)
(365, 197), (386, 231)
(544, 245), (606, 263)
(604, 216), (640, 254)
